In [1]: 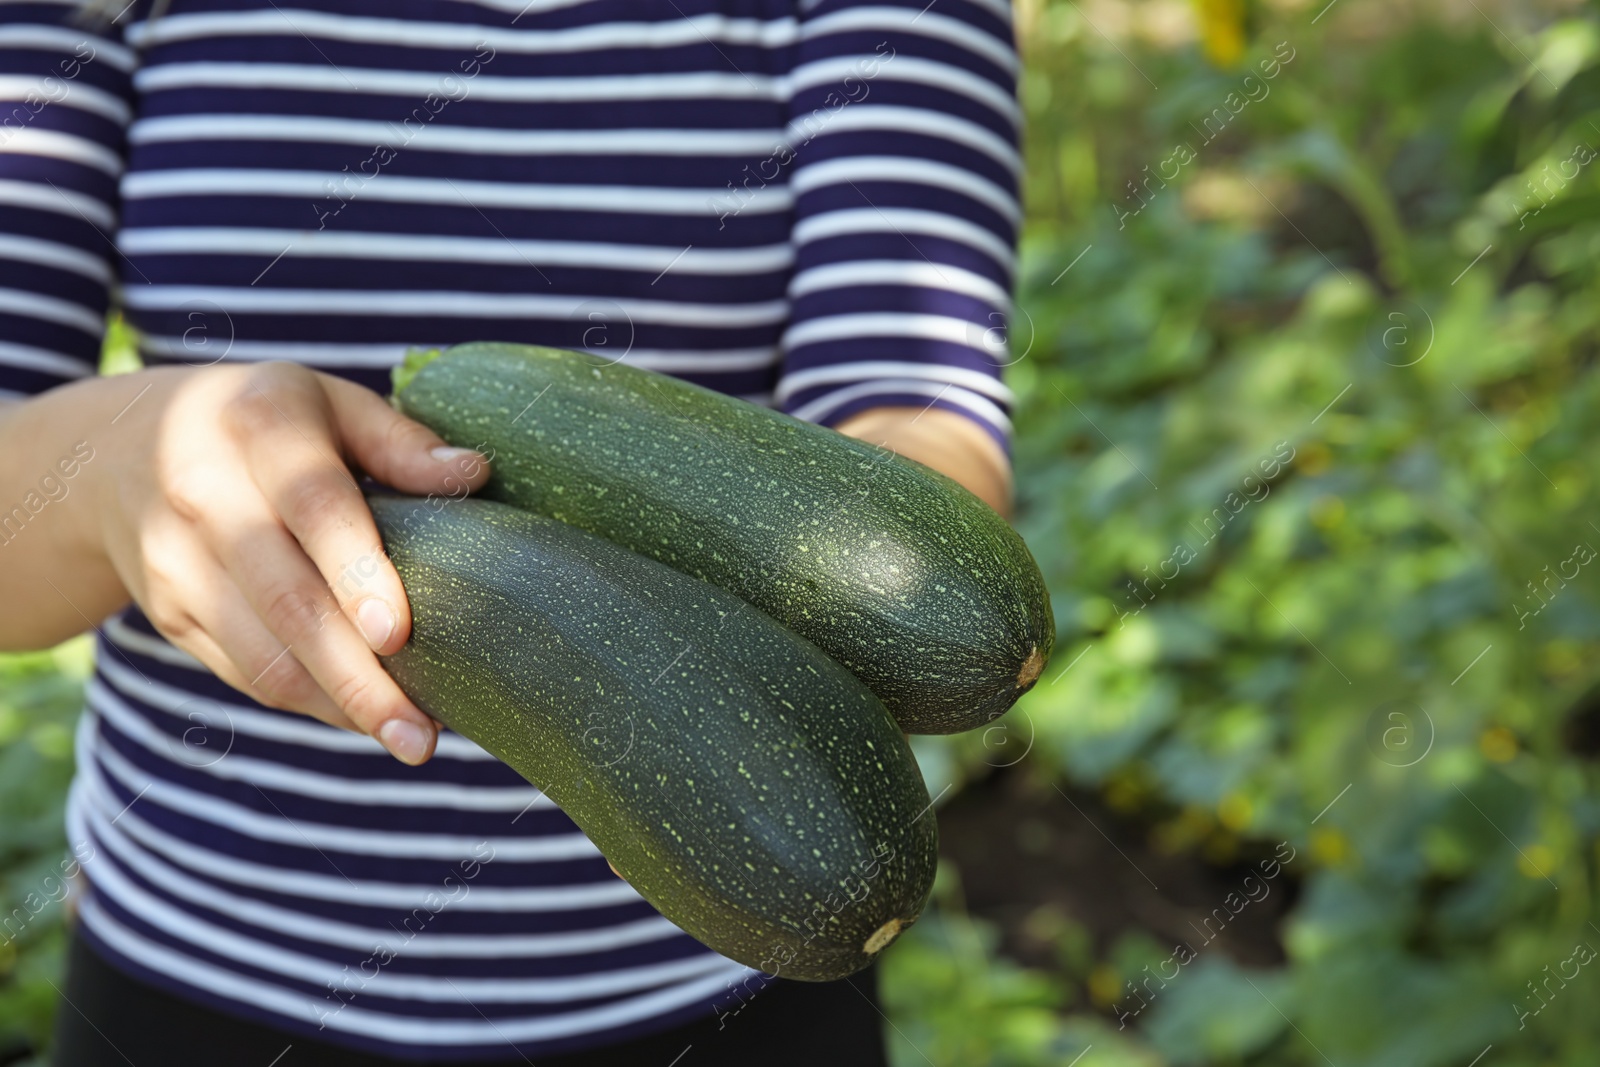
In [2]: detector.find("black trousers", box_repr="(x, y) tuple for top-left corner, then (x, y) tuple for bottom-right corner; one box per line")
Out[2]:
(52, 932), (889, 1066)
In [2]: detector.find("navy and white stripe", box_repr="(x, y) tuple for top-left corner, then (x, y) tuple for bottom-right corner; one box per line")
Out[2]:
(0, 0), (1017, 1057)
(77, 613), (752, 1058)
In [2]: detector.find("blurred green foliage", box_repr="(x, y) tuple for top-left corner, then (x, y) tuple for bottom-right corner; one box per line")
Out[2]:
(0, 641), (88, 1064)
(888, 0), (1600, 1064)
(7, 1), (1600, 1063)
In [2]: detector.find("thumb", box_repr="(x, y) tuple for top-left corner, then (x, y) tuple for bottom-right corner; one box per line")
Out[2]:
(321, 374), (491, 495)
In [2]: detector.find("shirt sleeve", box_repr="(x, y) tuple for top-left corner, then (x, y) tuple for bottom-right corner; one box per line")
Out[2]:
(0, 2), (134, 400)
(775, 0), (1020, 453)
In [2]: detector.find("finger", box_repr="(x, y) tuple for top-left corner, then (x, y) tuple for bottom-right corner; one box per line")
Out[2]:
(174, 624), (360, 734)
(204, 496), (439, 765)
(321, 373), (490, 497)
(228, 378), (412, 656)
(141, 530), (359, 732)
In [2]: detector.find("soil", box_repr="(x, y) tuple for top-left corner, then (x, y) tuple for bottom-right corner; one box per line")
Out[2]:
(935, 765), (1299, 987)
(1561, 683), (1600, 756)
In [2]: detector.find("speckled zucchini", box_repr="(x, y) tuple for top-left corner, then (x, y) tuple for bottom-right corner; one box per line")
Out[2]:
(370, 494), (936, 981)
(394, 343), (1054, 734)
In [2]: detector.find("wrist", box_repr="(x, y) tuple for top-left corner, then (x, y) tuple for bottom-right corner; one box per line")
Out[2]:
(58, 375), (133, 560)
(0, 374), (151, 645)
(834, 405), (1013, 516)
(14, 372), (167, 577)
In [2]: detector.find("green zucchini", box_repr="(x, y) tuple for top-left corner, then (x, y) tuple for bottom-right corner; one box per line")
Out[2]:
(394, 343), (1054, 734)
(370, 494), (936, 981)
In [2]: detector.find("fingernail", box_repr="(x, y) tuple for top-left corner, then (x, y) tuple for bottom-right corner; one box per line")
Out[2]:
(379, 718), (431, 765)
(355, 598), (396, 651)
(431, 446), (479, 464)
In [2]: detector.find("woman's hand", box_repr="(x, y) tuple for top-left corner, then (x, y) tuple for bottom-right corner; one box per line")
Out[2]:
(0, 363), (488, 764)
(835, 406), (1013, 517)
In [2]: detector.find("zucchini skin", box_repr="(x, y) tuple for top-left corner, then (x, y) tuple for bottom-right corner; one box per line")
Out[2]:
(396, 343), (1055, 734)
(370, 495), (937, 981)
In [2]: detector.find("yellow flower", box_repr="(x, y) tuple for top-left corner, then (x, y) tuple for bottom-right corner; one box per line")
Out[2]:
(1310, 826), (1350, 867)
(1297, 440), (1333, 476)
(1193, 0), (1247, 68)
(1518, 844), (1556, 880)
(1088, 963), (1125, 1008)
(1219, 791), (1253, 830)
(1478, 726), (1518, 763)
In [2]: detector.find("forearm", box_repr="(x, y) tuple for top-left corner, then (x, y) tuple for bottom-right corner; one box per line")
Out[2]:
(0, 376), (142, 649)
(835, 406), (1013, 517)
(0, 4), (137, 645)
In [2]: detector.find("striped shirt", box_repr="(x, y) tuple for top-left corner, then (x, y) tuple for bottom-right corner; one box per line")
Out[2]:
(0, 0), (1018, 1057)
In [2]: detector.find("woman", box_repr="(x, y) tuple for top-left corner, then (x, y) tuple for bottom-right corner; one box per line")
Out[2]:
(0, 0), (1019, 1061)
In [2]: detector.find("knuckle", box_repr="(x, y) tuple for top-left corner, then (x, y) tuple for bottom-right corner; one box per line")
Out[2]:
(250, 652), (316, 709)
(247, 361), (305, 390)
(221, 385), (285, 439)
(326, 669), (388, 725)
(162, 469), (212, 522)
(144, 602), (197, 646)
(261, 585), (334, 641)
(330, 546), (390, 602)
(383, 414), (436, 457)
(285, 473), (355, 535)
